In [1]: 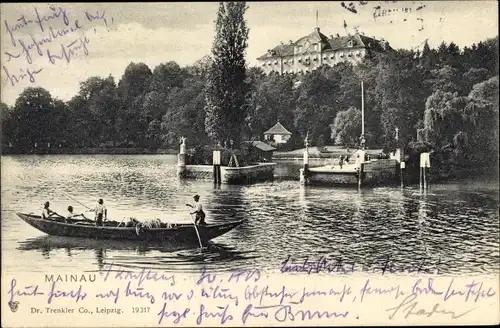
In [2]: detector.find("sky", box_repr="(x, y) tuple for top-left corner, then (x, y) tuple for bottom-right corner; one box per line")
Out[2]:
(1, 1), (498, 106)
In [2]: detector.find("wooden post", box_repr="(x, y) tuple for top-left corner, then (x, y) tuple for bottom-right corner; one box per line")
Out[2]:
(358, 163), (364, 189)
(213, 150), (221, 184)
(400, 161), (405, 188)
(423, 166), (427, 190)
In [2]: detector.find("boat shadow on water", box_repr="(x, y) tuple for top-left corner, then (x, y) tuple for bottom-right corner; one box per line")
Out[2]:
(17, 235), (256, 272)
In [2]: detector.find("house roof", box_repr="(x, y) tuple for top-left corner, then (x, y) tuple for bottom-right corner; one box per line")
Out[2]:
(244, 141), (276, 152)
(263, 122), (292, 135)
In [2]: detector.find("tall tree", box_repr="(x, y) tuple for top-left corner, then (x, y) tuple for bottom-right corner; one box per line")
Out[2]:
(204, 2), (249, 146)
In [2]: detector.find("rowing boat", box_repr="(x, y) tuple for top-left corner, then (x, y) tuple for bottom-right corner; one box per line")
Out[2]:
(16, 213), (244, 244)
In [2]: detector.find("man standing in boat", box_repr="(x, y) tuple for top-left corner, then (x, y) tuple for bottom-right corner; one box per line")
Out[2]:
(186, 195), (206, 225)
(94, 199), (107, 226)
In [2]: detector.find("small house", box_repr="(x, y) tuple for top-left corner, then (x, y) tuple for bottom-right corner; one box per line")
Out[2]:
(244, 141), (276, 162)
(263, 122), (292, 144)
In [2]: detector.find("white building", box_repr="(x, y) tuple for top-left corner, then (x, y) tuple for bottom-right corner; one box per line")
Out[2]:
(257, 27), (391, 75)
(263, 122), (292, 144)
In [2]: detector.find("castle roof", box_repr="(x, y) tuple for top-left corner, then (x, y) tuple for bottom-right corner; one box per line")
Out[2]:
(257, 29), (390, 60)
(264, 122), (292, 135)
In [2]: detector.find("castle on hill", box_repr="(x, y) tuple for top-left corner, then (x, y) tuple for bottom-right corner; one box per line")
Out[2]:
(257, 27), (391, 75)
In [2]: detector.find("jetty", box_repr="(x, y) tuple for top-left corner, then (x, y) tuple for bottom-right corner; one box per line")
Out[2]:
(176, 138), (276, 185)
(299, 81), (401, 187)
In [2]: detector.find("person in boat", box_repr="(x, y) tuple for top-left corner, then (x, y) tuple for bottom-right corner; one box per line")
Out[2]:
(339, 155), (344, 169)
(41, 201), (59, 219)
(66, 206), (87, 223)
(94, 199), (107, 226)
(186, 195), (206, 225)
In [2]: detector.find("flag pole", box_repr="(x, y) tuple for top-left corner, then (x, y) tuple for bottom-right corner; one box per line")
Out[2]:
(361, 81), (365, 136)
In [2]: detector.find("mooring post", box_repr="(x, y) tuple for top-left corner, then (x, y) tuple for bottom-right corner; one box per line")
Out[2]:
(419, 151), (431, 190)
(302, 134), (310, 185)
(213, 146), (221, 185)
(400, 161), (405, 188)
(177, 137), (187, 177)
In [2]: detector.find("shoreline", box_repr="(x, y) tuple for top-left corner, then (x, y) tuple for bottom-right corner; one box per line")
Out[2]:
(1, 148), (178, 155)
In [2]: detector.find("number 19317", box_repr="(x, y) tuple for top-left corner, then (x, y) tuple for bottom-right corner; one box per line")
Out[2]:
(132, 307), (150, 314)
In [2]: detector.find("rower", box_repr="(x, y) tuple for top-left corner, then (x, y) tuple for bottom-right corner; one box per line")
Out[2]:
(41, 201), (59, 220)
(66, 206), (87, 223)
(94, 199), (107, 226)
(186, 195), (206, 225)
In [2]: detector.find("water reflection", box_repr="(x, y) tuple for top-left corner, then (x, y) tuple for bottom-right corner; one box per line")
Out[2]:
(17, 235), (253, 273)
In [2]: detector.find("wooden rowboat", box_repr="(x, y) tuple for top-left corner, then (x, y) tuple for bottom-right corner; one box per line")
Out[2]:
(16, 213), (245, 245)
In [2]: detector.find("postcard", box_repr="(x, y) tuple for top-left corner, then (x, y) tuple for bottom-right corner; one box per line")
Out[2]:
(1, 1), (499, 327)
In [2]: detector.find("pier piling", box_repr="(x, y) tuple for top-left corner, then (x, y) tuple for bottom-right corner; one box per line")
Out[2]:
(177, 137), (187, 177)
(213, 150), (221, 184)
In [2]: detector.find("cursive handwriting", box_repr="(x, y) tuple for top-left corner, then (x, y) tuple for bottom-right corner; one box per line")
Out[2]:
(157, 302), (190, 325)
(244, 284), (297, 306)
(34, 6), (70, 33)
(8, 279), (44, 303)
(248, 304), (349, 322)
(3, 5), (116, 89)
(46, 36), (90, 65)
(386, 293), (475, 320)
(376, 256), (441, 275)
(280, 255), (356, 274)
(196, 304), (234, 325)
(359, 278), (405, 302)
(47, 281), (87, 304)
(3, 65), (43, 86)
(101, 262), (176, 287)
(4, 15), (34, 47)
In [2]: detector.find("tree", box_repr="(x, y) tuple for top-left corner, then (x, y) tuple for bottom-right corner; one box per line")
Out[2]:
(204, 2), (249, 146)
(10, 87), (56, 148)
(330, 107), (362, 147)
(117, 62), (153, 146)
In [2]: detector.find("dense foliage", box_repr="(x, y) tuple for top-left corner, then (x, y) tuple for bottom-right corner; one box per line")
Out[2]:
(1, 35), (498, 175)
(205, 2), (249, 147)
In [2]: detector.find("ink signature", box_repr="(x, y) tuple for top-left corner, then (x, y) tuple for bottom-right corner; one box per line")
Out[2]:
(386, 294), (476, 319)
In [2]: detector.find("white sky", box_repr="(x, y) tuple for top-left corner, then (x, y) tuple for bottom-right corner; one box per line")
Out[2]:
(1, 1), (498, 106)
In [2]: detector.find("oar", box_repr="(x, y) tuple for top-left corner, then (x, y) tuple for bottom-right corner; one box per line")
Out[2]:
(61, 191), (93, 211)
(189, 213), (205, 250)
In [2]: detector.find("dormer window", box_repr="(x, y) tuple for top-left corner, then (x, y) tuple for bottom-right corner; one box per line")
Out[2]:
(323, 56), (327, 60)
(348, 40), (354, 47)
(313, 57), (317, 61)
(330, 55), (334, 59)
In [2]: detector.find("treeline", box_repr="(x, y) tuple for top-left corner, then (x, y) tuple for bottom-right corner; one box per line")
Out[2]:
(1, 37), (498, 173)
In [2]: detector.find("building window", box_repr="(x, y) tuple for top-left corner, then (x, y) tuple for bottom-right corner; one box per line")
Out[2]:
(298, 58), (302, 63)
(313, 57), (317, 61)
(330, 55), (334, 59)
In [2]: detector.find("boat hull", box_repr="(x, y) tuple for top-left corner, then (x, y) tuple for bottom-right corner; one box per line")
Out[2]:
(16, 213), (244, 244)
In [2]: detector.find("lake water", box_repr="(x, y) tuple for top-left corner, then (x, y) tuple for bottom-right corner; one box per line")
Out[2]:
(1, 154), (498, 275)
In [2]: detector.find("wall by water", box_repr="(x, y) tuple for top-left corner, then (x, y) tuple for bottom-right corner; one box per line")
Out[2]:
(181, 163), (276, 184)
